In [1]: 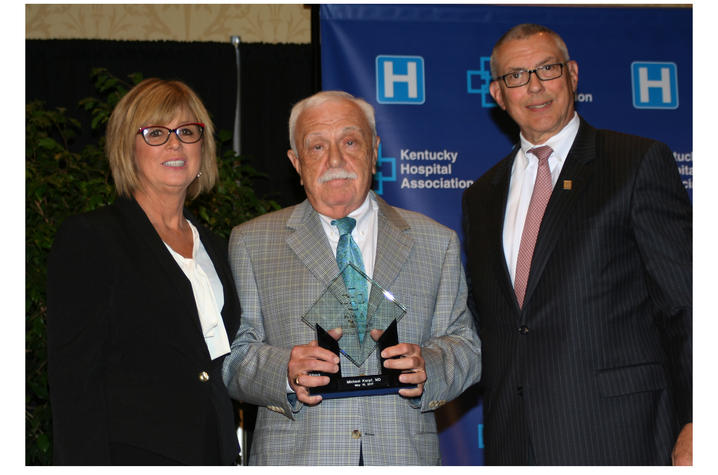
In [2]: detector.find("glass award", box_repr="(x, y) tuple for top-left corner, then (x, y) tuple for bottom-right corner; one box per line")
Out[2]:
(301, 262), (414, 398)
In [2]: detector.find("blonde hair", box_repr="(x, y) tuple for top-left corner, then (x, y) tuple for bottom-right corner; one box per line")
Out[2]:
(105, 78), (218, 200)
(288, 90), (377, 155)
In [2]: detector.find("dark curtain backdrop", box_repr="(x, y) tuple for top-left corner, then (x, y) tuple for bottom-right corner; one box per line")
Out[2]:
(26, 39), (318, 207)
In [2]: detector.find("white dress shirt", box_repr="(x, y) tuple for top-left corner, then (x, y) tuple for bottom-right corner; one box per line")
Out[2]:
(165, 220), (231, 360)
(318, 191), (379, 279)
(503, 112), (580, 286)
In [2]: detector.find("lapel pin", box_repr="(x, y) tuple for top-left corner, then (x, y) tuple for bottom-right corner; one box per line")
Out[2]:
(563, 180), (572, 190)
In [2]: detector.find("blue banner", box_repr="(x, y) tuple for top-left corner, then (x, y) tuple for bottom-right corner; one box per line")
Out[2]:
(320, 4), (692, 465)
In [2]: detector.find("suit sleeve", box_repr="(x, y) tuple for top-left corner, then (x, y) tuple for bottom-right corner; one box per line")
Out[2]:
(631, 141), (692, 426)
(419, 231), (482, 411)
(46, 216), (113, 464)
(222, 228), (298, 419)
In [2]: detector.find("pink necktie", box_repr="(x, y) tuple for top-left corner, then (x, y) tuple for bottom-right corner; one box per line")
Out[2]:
(514, 145), (553, 308)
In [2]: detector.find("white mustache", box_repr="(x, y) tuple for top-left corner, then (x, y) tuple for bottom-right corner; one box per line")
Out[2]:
(318, 169), (358, 183)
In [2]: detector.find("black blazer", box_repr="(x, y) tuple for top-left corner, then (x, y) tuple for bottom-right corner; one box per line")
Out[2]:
(462, 117), (692, 465)
(46, 197), (241, 465)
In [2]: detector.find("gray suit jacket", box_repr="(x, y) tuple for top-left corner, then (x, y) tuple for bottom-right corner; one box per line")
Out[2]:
(222, 192), (481, 465)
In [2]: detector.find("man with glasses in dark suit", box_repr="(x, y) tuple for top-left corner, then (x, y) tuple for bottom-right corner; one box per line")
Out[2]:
(462, 23), (692, 465)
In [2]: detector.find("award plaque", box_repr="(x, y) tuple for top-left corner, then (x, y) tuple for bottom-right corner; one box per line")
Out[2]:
(302, 263), (415, 399)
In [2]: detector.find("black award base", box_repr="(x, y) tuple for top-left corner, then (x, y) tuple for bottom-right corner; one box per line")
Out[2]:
(309, 320), (416, 399)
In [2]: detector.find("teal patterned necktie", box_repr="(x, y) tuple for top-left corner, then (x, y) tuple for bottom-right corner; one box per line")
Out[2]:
(332, 217), (368, 343)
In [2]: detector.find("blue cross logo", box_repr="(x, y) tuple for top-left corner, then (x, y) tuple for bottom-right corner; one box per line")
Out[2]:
(373, 143), (396, 195)
(467, 56), (497, 108)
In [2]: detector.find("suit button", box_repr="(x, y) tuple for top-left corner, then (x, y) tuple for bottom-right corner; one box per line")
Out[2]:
(518, 325), (529, 335)
(351, 430), (361, 439)
(517, 385), (524, 396)
(198, 371), (210, 382)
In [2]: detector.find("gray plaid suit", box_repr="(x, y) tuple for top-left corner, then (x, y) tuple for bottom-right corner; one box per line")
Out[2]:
(222, 192), (481, 465)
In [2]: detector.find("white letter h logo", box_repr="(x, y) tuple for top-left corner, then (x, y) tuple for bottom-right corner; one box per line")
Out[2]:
(639, 66), (672, 103)
(383, 61), (418, 98)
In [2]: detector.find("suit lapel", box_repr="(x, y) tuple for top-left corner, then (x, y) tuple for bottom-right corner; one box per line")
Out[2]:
(285, 196), (415, 291)
(285, 200), (339, 287)
(114, 197), (204, 337)
(523, 118), (597, 309)
(488, 149), (522, 313)
(372, 194), (413, 291)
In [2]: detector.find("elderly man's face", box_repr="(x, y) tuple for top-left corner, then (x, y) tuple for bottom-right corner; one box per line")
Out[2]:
(489, 32), (578, 145)
(288, 99), (378, 219)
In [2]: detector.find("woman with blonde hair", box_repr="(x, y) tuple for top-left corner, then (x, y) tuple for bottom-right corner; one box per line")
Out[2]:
(47, 78), (240, 465)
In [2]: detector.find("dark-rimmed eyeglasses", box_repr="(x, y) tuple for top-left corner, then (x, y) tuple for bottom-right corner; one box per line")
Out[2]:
(494, 62), (568, 88)
(137, 123), (205, 146)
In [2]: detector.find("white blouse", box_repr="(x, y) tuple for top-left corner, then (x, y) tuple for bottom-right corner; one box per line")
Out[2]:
(165, 220), (231, 360)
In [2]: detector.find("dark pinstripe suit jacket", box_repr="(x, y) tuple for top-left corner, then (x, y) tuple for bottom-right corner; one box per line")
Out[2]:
(462, 117), (692, 465)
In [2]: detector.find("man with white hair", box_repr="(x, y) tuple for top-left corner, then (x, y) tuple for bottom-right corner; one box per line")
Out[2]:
(222, 90), (481, 465)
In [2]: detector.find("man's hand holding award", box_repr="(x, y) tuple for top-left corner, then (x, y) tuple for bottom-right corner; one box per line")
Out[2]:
(292, 263), (425, 401)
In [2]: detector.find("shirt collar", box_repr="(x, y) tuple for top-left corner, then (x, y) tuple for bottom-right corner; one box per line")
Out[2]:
(518, 112), (580, 168)
(318, 192), (376, 236)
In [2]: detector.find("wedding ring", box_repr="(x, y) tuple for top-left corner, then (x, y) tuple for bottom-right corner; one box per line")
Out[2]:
(294, 375), (301, 386)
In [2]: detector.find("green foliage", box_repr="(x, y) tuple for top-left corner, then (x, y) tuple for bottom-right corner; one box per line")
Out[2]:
(192, 127), (279, 238)
(25, 97), (115, 466)
(79, 67), (144, 130)
(25, 68), (278, 465)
